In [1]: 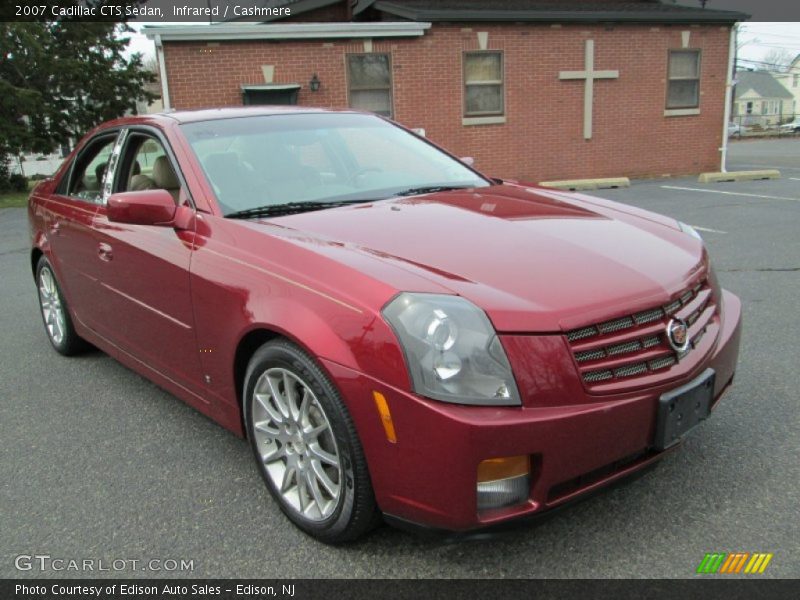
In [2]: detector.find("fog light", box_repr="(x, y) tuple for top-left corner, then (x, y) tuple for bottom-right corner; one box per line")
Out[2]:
(477, 455), (530, 510)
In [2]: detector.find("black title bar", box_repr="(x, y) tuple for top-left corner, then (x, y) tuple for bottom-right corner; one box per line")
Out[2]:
(3, 579), (800, 600)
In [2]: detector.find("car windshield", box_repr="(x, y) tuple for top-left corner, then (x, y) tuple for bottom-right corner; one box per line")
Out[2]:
(180, 113), (490, 216)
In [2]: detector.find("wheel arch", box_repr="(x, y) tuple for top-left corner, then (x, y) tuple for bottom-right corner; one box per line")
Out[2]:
(233, 328), (281, 425)
(31, 247), (44, 277)
(232, 323), (342, 437)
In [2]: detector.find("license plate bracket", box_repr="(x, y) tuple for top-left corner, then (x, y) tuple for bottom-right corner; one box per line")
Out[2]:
(654, 368), (715, 451)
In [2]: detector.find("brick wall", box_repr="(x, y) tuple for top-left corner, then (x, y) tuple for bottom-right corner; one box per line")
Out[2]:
(162, 22), (731, 181)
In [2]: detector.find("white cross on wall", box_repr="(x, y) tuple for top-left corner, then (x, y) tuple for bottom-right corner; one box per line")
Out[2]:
(559, 40), (620, 140)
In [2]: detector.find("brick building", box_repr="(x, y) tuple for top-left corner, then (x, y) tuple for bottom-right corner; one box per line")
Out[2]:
(144, 0), (747, 182)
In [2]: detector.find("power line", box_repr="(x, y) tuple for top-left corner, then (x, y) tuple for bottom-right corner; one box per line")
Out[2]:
(735, 60), (800, 77)
(737, 58), (800, 71)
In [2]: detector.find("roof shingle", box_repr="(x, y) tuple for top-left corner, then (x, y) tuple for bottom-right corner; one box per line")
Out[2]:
(735, 71), (794, 100)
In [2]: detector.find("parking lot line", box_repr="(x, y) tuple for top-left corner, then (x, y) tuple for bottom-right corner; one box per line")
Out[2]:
(691, 225), (727, 234)
(660, 185), (800, 203)
(730, 163), (800, 172)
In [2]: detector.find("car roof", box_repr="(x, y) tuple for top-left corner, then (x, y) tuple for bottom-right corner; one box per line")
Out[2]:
(106, 106), (358, 128)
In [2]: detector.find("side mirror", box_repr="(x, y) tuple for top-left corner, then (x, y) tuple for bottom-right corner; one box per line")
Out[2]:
(461, 156), (475, 167)
(107, 190), (177, 226)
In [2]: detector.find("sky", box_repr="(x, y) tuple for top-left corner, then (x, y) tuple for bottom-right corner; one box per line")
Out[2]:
(737, 23), (800, 70)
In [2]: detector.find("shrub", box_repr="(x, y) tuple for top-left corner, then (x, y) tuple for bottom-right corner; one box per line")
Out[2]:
(7, 173), (28, 192)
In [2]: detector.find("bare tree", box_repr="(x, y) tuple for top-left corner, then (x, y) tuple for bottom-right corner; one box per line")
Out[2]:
(143, 56), (160, 84)
(763, 48), (794, 72)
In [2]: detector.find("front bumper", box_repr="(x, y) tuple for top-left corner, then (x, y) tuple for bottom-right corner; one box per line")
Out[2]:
(323, 290), (742, 532)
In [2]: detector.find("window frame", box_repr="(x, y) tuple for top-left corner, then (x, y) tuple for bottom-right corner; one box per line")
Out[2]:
(462, 50), (506, 118)
(346, 53), (394, 118)
(665, 49), (702, 110)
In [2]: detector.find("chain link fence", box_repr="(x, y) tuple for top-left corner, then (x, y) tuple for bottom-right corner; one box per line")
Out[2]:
(728, 113), (800, 137)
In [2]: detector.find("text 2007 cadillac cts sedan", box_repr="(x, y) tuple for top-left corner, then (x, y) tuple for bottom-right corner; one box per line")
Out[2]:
(28, 107), (741, 542)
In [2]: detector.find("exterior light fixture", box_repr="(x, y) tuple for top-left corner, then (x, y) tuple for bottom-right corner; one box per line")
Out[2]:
(309, 73), (321, 92)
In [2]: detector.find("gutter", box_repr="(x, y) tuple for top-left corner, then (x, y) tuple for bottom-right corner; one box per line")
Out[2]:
(142, 22), (431, 42)
(154, 34), (171, 111)
(720, 23), (738, 173)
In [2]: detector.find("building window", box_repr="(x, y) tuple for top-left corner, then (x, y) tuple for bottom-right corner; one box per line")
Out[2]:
(746, 101), (753, 115)
(347, 54), (393, 117)
(463, 51), (504, 117)
(666, 50), (701, 109)
(793, 74), (798, 88)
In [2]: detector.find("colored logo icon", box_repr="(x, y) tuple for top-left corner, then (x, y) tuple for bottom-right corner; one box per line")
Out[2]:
(697, 552), (774, 574)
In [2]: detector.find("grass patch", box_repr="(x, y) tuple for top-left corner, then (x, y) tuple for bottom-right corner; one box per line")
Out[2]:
(0, 181), (37, 209)
(0, 190), (30, 209)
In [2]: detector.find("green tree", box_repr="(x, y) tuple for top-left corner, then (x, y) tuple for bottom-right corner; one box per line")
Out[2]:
(0, 21), (155, 158)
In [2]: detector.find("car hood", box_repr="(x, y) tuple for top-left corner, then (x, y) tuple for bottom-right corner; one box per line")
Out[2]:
(269, 184), (707, 332)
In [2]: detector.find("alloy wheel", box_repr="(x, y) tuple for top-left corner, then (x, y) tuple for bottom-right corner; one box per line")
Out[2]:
(38, 266), (66, 346)
(250, 367), (343, 521)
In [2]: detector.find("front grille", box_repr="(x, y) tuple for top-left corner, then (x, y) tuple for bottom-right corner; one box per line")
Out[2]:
(649, 355), (677, 371)
(598, 316), (635, 334)
(633, 308), (663, 325)
(566, 278), (718, 390)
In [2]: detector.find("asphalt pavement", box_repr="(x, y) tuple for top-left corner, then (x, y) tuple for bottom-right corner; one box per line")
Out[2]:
(1, 139), (798, 578)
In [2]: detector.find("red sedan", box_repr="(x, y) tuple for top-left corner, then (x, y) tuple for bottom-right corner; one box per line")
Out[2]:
(28, 107), (741, 542)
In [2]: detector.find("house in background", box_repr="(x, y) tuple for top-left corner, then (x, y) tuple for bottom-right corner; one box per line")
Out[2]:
(144, 0), (747, 182)
(733, 70), (794, 128)
(772, 54), (800, 118)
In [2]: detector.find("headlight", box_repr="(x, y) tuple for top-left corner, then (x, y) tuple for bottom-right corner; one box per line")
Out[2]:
(678, 221), (703, 240)
(382, 293), (521, 406)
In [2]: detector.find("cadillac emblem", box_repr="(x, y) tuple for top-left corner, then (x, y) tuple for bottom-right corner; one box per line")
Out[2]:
(666, 317), (690, 353)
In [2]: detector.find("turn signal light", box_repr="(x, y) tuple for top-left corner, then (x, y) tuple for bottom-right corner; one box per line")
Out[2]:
(477, 455), (530, 510)
(372, 391), (397, 443)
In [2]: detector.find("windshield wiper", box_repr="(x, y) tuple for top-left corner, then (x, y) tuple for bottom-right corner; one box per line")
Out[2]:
(226, 199), (371, 219)
(393, 185), (474, 197)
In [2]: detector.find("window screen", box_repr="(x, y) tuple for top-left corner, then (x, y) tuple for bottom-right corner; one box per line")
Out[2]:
(347, 54), (393, 117)
(464, 52), (504, 117)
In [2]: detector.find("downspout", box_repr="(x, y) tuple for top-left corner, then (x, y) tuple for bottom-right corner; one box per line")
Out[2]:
(720, 23), (738, 173)
(155, 34), (171, 111)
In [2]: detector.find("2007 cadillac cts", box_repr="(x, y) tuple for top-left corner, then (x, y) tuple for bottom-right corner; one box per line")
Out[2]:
(28, 107), (741, 542)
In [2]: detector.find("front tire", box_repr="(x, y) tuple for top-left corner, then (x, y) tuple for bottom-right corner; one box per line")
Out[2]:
(243, 339), (379, 543)
(35, 256), (89, 356)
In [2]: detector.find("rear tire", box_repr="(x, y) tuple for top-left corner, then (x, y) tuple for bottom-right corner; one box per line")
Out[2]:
(243, 339), (379, 543)
(35, 256), (89, 356)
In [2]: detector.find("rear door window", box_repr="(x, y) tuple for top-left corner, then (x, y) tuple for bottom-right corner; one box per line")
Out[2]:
(67, 135), (119, 204)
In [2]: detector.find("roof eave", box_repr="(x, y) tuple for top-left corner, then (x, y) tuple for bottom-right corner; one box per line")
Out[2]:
(373, 2), (749, 24)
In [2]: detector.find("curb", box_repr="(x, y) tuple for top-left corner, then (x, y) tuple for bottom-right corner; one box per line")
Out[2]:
(698, 170), (781, 183)
(538, 177), (630, 191)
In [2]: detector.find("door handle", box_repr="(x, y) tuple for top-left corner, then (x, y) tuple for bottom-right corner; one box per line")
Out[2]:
(97, 242), (113, 262)
(50, 221), (61, 236)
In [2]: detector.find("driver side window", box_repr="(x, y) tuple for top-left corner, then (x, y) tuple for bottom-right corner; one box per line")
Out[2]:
(118, 134), (183, 203)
